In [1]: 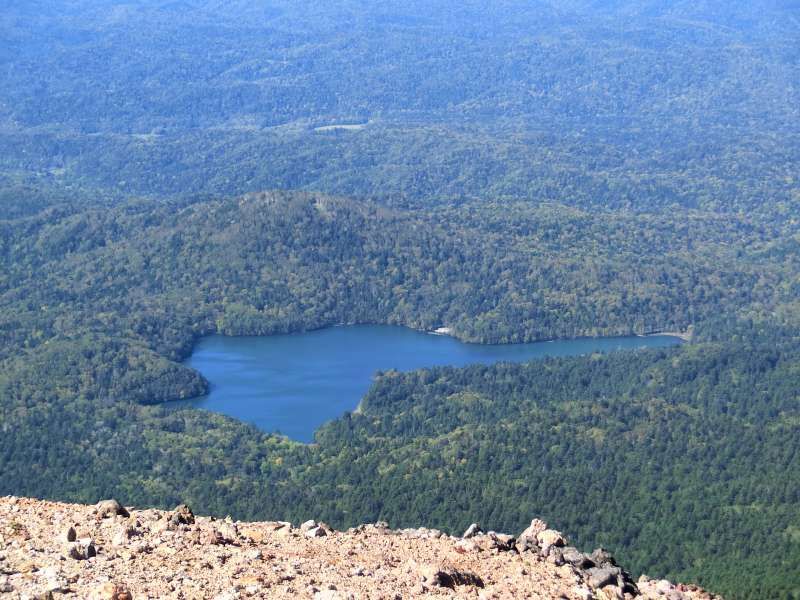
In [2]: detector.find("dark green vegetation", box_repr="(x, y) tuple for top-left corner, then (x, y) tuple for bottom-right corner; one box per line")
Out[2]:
(1, 1), (799, 599)
(2, 192), (799, 599)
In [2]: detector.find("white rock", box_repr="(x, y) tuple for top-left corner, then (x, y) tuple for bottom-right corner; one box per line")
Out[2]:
(306, 526), (327, 538)
(463, 523), (482, 538)
(300, 520), (317, 532)
(573, 585), (595, 600)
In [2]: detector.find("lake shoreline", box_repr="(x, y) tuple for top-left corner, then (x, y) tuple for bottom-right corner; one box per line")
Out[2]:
(180, 325), (685, 443)
(641, 330), (693, 342)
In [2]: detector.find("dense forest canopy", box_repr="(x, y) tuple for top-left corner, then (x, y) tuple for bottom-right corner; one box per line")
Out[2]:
(2, 191), (799, 599)
(0, 1), (798, 213)
(1, 2), (799, 599)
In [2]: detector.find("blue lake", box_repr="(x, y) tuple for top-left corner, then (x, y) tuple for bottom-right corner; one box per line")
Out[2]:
(182, 325), (682, 442)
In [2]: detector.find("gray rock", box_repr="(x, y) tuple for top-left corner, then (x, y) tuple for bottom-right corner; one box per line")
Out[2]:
(584, 553), (637, 595)
(562, 547), (594, 569)
(590, 548), (616, 567)
(587, 566), (621, 589)
(95, 499), (129, 519)
(462, 523), (482, 539)
(621, 576), (639, 596)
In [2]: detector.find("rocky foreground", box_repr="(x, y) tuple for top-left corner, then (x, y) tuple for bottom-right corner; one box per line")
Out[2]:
(0, 497), (720, 600)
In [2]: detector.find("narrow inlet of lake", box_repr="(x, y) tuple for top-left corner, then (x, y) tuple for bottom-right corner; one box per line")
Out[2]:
(181, 325), (683, 442)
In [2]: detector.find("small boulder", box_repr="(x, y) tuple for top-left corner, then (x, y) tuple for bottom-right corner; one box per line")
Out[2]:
(587, 566), (622, 589)
(517, 518), (549, 551)
(216, 522), (240, 543)
(66, 539), (96, 560)
(66, 527), (77, 542)
(95, 500), (129, 519)
(489, 532), (516, 552)
(201, 528), (224, 545)
(597, 586), (624, 600)
(421, 566), (484, 589)
(169, 504), (195, 526)
(585, 553), (636, 595)
(300, 520), (317, 532)
(306, 526), (327, 538)
(590, 548), (617, 568)
(462, 523), (482, 539)
(562, 547), (595, 569)
(537, 529), (565, 549)
(546, 546), (565, 565)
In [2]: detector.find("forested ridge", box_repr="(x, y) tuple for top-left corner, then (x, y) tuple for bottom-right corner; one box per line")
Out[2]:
(1, 1), (800, 599)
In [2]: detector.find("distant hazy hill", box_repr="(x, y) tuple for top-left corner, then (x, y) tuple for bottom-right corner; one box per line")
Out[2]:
(0, 1), (797, 211)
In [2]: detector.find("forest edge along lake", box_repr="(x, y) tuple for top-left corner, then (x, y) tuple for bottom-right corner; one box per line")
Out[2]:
(180, 325), (684, 443)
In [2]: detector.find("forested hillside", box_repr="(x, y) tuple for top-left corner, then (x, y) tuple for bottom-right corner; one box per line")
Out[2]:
(3, 317), (798, 599)
(1, 2), (799, 599)
(1, 191), (799, 598)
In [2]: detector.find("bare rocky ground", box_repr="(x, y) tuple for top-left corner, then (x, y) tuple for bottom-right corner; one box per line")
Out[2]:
(0, 496), (721, 600)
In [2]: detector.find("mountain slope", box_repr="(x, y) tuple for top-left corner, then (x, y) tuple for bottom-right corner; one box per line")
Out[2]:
(0, 496), (721, 600)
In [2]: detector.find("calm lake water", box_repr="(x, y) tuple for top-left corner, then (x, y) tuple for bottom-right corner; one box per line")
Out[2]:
(182, 325), (682, 442)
